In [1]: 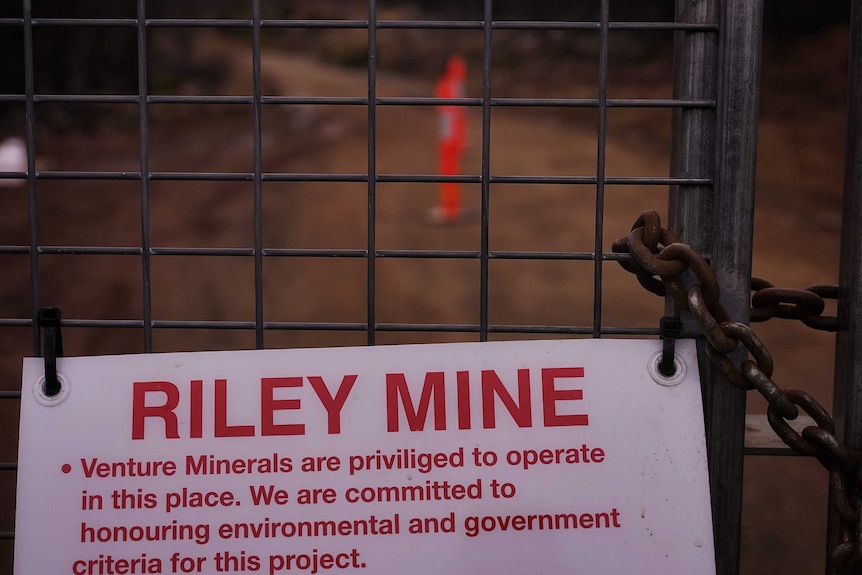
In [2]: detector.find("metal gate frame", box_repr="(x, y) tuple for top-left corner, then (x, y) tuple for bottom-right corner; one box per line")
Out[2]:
(676, 1), (862, 572)
(831, 0), (862, 569)
(671, 1), (760, 572)
(1, 0), (861, 573)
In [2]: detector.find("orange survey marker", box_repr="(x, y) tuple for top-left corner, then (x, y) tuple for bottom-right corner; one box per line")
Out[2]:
(434, 56), (467, 222)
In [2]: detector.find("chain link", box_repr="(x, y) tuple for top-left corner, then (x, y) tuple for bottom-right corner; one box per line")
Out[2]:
(750, 277), (839, 331)
(613, 210), (861, 571)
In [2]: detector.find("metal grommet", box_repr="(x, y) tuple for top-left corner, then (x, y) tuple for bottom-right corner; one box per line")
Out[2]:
(648, 350), (686, 387)
(33, 372), (70, 406)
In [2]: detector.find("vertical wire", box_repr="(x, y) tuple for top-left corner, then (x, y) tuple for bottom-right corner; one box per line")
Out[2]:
(252, 0), (265, 349)
(136, 0), (153, 352)
(366, 0), (378, 346)
(592, 0), (609, 338)
(480, 0), (493, 342)
(23, 0), (39, 355)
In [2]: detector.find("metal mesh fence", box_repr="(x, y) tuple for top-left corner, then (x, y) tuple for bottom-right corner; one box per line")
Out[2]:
(0, 0), (859, 574)
(0, 1), (723, 572)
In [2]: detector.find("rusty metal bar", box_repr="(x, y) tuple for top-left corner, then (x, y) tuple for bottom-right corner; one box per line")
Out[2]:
(829, 1), (862, 572)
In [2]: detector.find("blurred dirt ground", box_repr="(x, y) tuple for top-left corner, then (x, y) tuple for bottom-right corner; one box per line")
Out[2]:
(0, 22), (853, 575)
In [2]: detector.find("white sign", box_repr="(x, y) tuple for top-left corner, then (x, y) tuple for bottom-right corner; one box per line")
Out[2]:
(15, 339), (715, 575)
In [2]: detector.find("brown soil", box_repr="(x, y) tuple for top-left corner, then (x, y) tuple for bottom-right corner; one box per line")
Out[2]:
(0, 24), (852, 574)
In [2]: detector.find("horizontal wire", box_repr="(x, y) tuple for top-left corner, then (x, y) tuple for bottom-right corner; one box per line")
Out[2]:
(0, 18), (718, 32)
(0, 245), (646, 260)
(0, 94), (716, 110)
(0, 171), (712, 185)
(0, 318), (664, 335)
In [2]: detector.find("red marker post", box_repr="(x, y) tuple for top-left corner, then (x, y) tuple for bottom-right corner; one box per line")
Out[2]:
(433, 56), (467, 223)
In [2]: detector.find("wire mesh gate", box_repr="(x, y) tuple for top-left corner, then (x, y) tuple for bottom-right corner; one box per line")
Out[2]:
(0, 0), (860, 573)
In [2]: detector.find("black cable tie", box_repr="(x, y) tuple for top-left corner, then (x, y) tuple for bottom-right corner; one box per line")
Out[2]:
(38, 307), (64, 397)
(659, 316), (683, 377)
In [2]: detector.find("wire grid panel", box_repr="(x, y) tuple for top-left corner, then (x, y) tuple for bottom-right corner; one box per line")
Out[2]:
(0, 0), (719, 572)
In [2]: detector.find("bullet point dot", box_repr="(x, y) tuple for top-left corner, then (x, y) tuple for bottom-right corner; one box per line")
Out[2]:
(61, 464), (71, 474)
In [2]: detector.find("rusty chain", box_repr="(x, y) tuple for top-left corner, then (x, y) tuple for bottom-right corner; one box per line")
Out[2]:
(612, 210), (861, 571)
(750, 277), (839, 332)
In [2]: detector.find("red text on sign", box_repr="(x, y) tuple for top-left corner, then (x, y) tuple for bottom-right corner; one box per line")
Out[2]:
(386, 367), (588, 431)
(131, 375), (357, 440)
